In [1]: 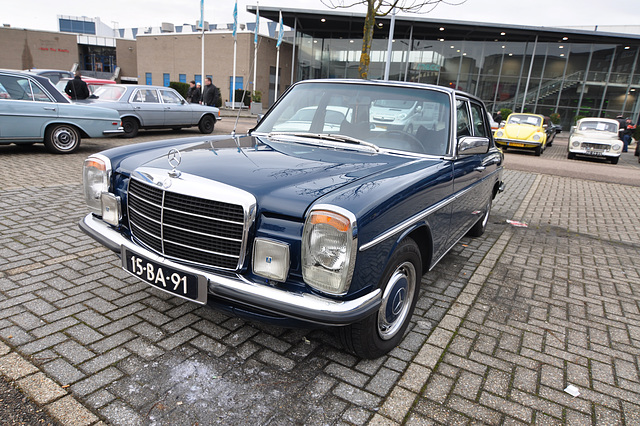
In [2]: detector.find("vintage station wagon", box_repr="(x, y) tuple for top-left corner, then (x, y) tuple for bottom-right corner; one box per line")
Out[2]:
(80, 79), (504, 358)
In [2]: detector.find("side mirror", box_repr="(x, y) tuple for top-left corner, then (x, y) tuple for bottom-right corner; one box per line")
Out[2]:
(181, 99), (185, 105)
(458, 136), (490, 155)
(256, 114), (264, 123)
(499, 121), (506, 128)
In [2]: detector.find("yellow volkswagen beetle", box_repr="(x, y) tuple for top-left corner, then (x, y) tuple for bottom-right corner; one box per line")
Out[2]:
(494, 113), (552, 156)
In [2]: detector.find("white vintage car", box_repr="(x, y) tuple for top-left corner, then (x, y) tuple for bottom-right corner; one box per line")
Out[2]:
(568, 118), (621, 164)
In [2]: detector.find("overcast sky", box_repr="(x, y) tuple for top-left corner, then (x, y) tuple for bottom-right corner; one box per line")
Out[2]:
(3, 0), (639, 34)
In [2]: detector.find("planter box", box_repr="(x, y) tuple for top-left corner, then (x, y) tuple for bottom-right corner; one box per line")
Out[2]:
(250, 102), (263, 114)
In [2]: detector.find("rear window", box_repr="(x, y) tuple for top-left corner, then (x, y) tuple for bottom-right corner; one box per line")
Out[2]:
(93, 85), (127, 101)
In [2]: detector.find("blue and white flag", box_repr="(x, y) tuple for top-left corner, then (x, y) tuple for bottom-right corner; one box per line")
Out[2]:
(198, 0), (204, 29)
(232, 0), (238, 39)
(254, 3), (259, 45)
(276, 10), (283, 48)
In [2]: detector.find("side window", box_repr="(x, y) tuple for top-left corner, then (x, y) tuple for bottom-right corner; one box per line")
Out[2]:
(456, 100), (471, 138)
(0, 76), (33, 101)
(469, 103), (488, 137)
(133, 89), (159, 103)
(30, 81), (52, 102)
(160, 90), (182, 104)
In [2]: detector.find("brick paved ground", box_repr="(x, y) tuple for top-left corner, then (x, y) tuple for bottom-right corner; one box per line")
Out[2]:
(0, 130), (639, 425)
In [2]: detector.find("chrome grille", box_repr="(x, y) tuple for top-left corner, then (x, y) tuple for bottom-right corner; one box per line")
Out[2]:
(582, 143), (609, 151)
(127, 178), (245, 270)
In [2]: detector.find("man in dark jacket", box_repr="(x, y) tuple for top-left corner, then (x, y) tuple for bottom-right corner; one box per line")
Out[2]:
(201, 77), (219, 107)
(186, 80), (200, 104)
(64, 71), (90, 100)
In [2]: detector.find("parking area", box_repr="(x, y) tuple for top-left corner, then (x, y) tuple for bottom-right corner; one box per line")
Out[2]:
(1, 129), (639, 425)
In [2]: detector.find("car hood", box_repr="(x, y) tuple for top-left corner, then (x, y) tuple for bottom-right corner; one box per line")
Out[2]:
(502, 124), (541, 140)
(122, 135), (427, 219)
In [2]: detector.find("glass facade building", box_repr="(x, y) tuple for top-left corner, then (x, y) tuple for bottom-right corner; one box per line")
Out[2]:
(253, 7), (640, 129)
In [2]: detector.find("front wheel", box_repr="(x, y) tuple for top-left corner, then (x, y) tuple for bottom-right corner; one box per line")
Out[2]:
(340, 238), (422, 359)
(44, 124), (81, 154)
(567, 152), (575, 160)
(610, 157), (619, 165)
(121, 117), (139, 138)
(198, 115), (215, 134)
(534, 145), (542, 156)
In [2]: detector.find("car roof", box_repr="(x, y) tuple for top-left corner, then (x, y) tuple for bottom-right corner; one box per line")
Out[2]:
(578, 117), (619, 124)
(24, 69), (73, 75)
(109, 84), (177, 90)
(293, 78), (478, 101)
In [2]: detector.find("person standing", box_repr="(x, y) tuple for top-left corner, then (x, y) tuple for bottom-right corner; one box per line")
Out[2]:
(622, 118), (634, 152)
(186, 80), (200, 104)
(64, 71), (90, 100)
(201, 77), (220, 107)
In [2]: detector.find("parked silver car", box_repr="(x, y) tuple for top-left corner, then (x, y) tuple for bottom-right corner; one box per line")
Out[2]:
(84, 84), (221, 138)
(0, 69), (123, 153)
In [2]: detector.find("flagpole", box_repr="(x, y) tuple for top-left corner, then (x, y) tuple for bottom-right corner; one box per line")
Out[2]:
(274, 11), (283, 102)
(232, 0), (237, 109)
(253, 2), (259, 103)
(200, 0), (204, 92)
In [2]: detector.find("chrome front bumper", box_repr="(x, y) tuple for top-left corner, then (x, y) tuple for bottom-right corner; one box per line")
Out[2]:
(494, 138), (542, 148)
(79, 213), (381, 326)
(103, 127), (125, 135)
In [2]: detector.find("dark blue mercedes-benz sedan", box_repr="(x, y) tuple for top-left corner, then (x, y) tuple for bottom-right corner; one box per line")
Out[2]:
(79, 79), (504, 358)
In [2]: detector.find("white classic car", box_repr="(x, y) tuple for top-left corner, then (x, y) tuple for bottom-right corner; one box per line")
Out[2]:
(567, 118), (621, 164)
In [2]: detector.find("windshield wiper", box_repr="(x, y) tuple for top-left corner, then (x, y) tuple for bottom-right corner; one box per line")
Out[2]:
(267, 132), (380, 152)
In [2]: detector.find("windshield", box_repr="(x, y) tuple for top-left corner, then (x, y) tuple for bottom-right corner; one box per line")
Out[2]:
(578, 120), (617, 133)
(507, 114), (542, 127)
(92, 85), (127, 101)
(255, 82), (451, 156)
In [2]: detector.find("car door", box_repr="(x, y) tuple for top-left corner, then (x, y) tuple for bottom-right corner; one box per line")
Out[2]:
(131, 88), (164, 126)
(159, 89), (193, 126)
(0, 74), (57, 141)
(447, 98), (493, 245)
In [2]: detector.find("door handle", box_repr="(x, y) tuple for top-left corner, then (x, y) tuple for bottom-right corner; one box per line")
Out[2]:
(474, 166), (486, 172)
(43, 107), (56, 111)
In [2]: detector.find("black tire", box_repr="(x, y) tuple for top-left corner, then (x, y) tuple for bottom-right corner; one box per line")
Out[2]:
(534, 145), (542, 156)
(198, 115), (215, 134)
(340, 238), (422, 359)
(44, 124), (81, 154)
(610, 157), (619, 165)
(468, 197), (492, 237)
(567, 152), (575, 160)
(121, 117), (139, 138)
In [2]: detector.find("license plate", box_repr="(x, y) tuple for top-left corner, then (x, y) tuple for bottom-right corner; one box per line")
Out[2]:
(122, 247), (207, 303)
(508, 142), (525, 147)
(585, 150), (603, 156)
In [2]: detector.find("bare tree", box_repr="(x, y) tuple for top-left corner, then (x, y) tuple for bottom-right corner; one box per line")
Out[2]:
(321, 0), (464, 79)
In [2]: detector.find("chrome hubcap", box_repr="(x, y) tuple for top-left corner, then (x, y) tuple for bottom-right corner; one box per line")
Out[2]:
(378, 261), (416, 340)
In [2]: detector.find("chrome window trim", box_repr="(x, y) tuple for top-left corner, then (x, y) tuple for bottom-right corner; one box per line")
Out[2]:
(359, 169), (500, 252)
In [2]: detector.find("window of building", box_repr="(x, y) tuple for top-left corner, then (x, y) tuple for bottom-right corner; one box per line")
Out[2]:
(163, 73), (170, 87)
(146, 73), (152, 85)
(179, 74), (186, 83)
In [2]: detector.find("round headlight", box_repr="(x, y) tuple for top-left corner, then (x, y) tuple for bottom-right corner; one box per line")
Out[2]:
(496, 130), (503, 137)
(532, 134), (541, 141)
(612, 143), (621, 151)
(572, 140), (581, 148)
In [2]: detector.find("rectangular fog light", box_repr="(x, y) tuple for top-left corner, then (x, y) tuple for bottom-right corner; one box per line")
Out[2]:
(253, 238), (290, 282)
(101, 192), (121, 226)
